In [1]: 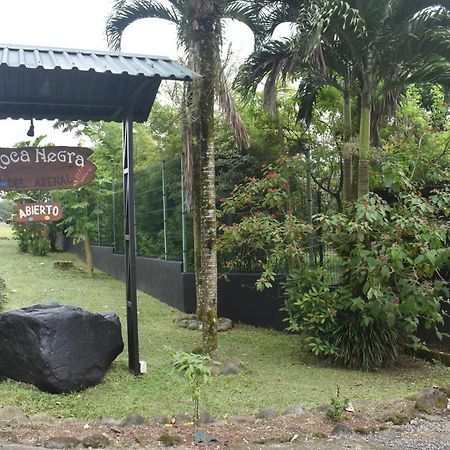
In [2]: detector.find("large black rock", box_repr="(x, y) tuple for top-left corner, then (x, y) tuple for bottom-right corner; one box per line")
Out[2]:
(0, 303), (124, 393)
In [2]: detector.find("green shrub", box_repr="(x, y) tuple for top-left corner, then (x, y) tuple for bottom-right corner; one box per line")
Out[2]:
(13, 222), (51, 256)
(283, 190), (449, 370)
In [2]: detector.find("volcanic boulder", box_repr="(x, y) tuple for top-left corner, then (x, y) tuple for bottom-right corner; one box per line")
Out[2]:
(0, 302), (123, 393)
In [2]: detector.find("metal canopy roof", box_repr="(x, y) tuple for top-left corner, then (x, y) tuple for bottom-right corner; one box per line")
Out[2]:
(0, 44), (198, 123)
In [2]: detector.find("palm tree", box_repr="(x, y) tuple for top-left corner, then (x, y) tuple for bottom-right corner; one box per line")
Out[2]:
(106, 0), (256, 355)
(237, 0), (450, 199)
(301, 0), (450, 197)
(235, 30), (358, 202)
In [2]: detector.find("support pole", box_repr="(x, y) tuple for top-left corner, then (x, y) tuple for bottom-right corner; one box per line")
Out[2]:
(123, 107), (140, 375)
(305, 148), (315, 267)
(112, 180), (116, 250)
(180, 154), (188, 272)
(162, 160), (168, 261)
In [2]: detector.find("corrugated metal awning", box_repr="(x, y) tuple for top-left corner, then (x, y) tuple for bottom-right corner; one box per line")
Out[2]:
(0, 44), (198, 123)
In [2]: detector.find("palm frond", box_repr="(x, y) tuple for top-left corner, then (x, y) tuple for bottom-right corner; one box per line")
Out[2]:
(297, 81), (319, 126)
(387, 0), (450, 28)
(106, 0), (181, 50)
(234, 38), (295, 98)
(296, 68), (342, 125)
(298, 0), (368, 63)
(217, 64), (251, 150)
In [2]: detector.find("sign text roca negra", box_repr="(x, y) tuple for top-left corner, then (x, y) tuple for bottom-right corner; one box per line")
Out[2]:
(0, 146), (96, 191)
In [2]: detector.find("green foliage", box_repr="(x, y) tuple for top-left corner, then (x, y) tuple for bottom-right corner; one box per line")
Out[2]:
(12, 222), (51, 256)
(374, 84), (450, 188)
(0, 239), (449, 419)
(6, 189), (53, 256)
(326, 386), (349, 422)
(218, 156), (313, 289)
(0, 199), (13, 221)
(300, 190), (450, 369)
(171, 351), (212, 426)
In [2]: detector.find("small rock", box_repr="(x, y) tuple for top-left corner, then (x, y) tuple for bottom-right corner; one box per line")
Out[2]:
(30, 412), (57, 424)
(45, 436), (81, 449)
(187, 321), (201, 330)
(344, 402), (355, 412)
(194, 431), (217, 444)
(222, 362), (242, 375)
(61, 417), (85, 427)
(282, 405), (306, 416)
(93, 416), (123, 427)
(228, 415), (256, 424)
(438, 386), (450, 397)
(217, 317), (233, 332)
(315, 404), (329, 413)
(82, 433), (110, 448)
(199, 410), (216, 425)
(352, 399), (374, 411)
(415, 388), (448, 414)
(173, 412), (191, 424)
(0, 430), (17, 443)
(0, 406), (27, 423)
(256, 408), (278, 419)
(158, 433), (182, 447)
(331, 422), (352, 436)
(122, 412), (145, 426)
(149, 414), (170, 425)
(176, 319), (190, 328)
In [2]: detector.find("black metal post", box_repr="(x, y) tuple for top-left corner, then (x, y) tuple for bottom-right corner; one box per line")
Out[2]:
(317, 190), (324, 267)
(123, 106), (140, 375)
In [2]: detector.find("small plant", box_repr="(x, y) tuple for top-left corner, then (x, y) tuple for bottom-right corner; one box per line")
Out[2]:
(172, 351), (212, 426)
(326, 386), (349, 422)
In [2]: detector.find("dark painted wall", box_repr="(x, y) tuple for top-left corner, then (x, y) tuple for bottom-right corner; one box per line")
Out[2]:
(69, 241), (286, 329)
(67, 240), (450, 339)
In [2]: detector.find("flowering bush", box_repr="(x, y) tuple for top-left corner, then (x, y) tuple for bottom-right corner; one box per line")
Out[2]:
(217, 157), (312, 290)
(218, 155), (450, 370)
(284, 190), (450, 369)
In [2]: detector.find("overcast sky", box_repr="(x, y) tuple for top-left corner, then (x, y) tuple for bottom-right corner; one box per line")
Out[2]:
(0, 0), (259, 146)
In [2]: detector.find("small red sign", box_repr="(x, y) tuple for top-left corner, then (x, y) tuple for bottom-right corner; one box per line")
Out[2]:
(13, 202), (63, 223)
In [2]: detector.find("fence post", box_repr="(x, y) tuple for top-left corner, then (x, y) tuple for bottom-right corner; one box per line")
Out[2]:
(305, 148), (315, 266)
(180, 154), (188, 272)
(317, 189), (324, 267)
(162, 160), (168, 260)
(96, 192), (100, 245)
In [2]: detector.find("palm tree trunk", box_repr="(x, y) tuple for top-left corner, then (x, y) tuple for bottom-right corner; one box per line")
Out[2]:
(358, 92), (371, 198)
(342, 90), (352, 202)
(189, 0), (218, 356)
(351, 153), (359, 201)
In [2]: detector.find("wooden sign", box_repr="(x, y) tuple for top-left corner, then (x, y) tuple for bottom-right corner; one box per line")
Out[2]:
(13, 202), (63, 223)
(0, 147), (96, 191)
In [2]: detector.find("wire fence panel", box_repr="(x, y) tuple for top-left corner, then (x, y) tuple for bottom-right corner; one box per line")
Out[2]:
(91, 155), (342, 281)
(91, 155), (194, 270)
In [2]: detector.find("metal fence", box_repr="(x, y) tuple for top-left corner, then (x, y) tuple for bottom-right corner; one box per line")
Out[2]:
(92, 154), (194, 271)
(91, 154), (342, 282)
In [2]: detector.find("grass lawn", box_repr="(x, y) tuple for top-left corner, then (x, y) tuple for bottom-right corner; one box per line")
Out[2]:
(0, 223), (13, 239)
(0, 238), (448, 421)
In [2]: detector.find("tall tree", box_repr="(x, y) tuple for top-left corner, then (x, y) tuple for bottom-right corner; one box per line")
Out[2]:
(237, 0), (450, 198)
(301, 0), (450, 197)
(106, 0), (254, 354)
